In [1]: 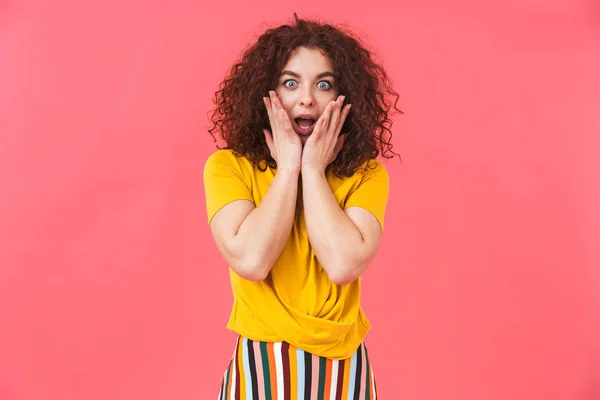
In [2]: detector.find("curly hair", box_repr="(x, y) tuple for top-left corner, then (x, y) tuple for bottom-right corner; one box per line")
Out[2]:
(208, 13), (402, 177)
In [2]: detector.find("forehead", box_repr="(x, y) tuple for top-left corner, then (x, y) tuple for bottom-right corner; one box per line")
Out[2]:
(282, 47), (335, 76)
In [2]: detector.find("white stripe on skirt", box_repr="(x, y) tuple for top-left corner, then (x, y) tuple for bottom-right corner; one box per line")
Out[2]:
(273, 341), (284, 400)
(329, 359), (339, 399)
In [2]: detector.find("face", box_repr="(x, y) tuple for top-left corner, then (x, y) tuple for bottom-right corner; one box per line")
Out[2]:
(275, 46), (339, 144)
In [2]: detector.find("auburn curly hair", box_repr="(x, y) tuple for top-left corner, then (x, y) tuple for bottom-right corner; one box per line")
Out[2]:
(208, 14), (402, 177)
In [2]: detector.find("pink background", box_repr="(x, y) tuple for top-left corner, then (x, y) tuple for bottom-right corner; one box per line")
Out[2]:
(1, 0), (599, 399)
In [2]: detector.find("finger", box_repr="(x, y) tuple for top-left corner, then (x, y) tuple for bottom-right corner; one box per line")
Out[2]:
(268, 91), (281, 137)
(280, 107), (298, 141)
(329, 95), (345, 130)
(269, 91), (282, 114)
(263, 97), (276, 132)
(277, 107), (298, 144)
(333, 133), (347, 156)
(263, 128), (274, 153)
(336, 103), (352, 133)
(313, 101), (333, 139)
(324, 100), (338, 136)
(263, 96), (273, 121)
(270, 91), (298, 142)
(264, 96), (279, 136)
(270, 90), (282, 104)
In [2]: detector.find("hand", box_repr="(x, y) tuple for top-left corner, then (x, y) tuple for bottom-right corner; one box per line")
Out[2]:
(301, 95), (351, 173)
(263, 91), (302, 173)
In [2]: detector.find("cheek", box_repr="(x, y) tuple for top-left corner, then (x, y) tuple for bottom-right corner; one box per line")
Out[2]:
(318, 93), (339, 112)
(275, 91), (295, 113)
(320, 88), (339, 101)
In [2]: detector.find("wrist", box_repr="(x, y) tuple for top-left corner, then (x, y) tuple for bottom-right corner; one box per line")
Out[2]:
(276, 166), (301, 176)
(301, 166), (327, 178)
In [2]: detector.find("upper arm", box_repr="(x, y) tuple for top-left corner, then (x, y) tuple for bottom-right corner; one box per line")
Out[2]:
(342, 160), (390, 265)
(343, 160), (390, 231)
(344, 206), (382, 262)
(209, 200), (255, 263)
(210, 200), (256, 237)
(203, 150), (254, 224)
(203, 151), (255, 264)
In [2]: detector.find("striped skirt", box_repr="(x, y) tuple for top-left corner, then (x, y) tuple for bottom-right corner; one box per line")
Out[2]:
(217, 336), (378, 400)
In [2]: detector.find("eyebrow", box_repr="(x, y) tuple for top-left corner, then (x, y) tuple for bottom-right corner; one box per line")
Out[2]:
(280, 70), (336, 80)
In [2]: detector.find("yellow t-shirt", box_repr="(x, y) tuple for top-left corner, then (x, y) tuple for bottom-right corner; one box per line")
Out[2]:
(203, 149), (389, 360)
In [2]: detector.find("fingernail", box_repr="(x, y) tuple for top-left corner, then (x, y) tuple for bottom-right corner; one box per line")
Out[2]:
(340, 95), (345, 102)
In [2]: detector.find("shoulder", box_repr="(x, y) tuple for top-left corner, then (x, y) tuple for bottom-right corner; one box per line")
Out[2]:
(205, 149), (242, 165)
(349, 159), (390, 197)
(204, 149), (254, 173)
(328, 158), (389, 187)
(353, 158), (389, 183)
(361, 158), (388, 173)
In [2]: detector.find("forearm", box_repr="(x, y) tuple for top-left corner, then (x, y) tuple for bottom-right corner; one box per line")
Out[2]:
(232, 168), (299, 278)
(301, 169), (366, 284)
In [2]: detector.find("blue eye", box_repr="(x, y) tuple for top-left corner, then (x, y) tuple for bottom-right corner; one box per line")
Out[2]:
(317, 81), (332, 90)
(283, 80), (297, 88)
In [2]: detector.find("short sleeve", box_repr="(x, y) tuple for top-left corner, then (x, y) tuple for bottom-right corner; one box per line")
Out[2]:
(343, 160), (390, 231)
(203, 150), (255, 224)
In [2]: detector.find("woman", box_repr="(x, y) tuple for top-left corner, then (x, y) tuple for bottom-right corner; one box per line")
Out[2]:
(204, 13), (401, 400)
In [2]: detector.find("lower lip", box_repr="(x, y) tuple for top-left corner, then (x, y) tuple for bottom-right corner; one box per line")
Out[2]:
(293, 120), (316, 136)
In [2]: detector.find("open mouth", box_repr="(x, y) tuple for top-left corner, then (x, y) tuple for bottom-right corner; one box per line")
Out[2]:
(293, 118), (316, 136)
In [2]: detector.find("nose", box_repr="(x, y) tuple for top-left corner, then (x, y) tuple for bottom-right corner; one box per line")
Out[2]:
(297, 86), (315, 107)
